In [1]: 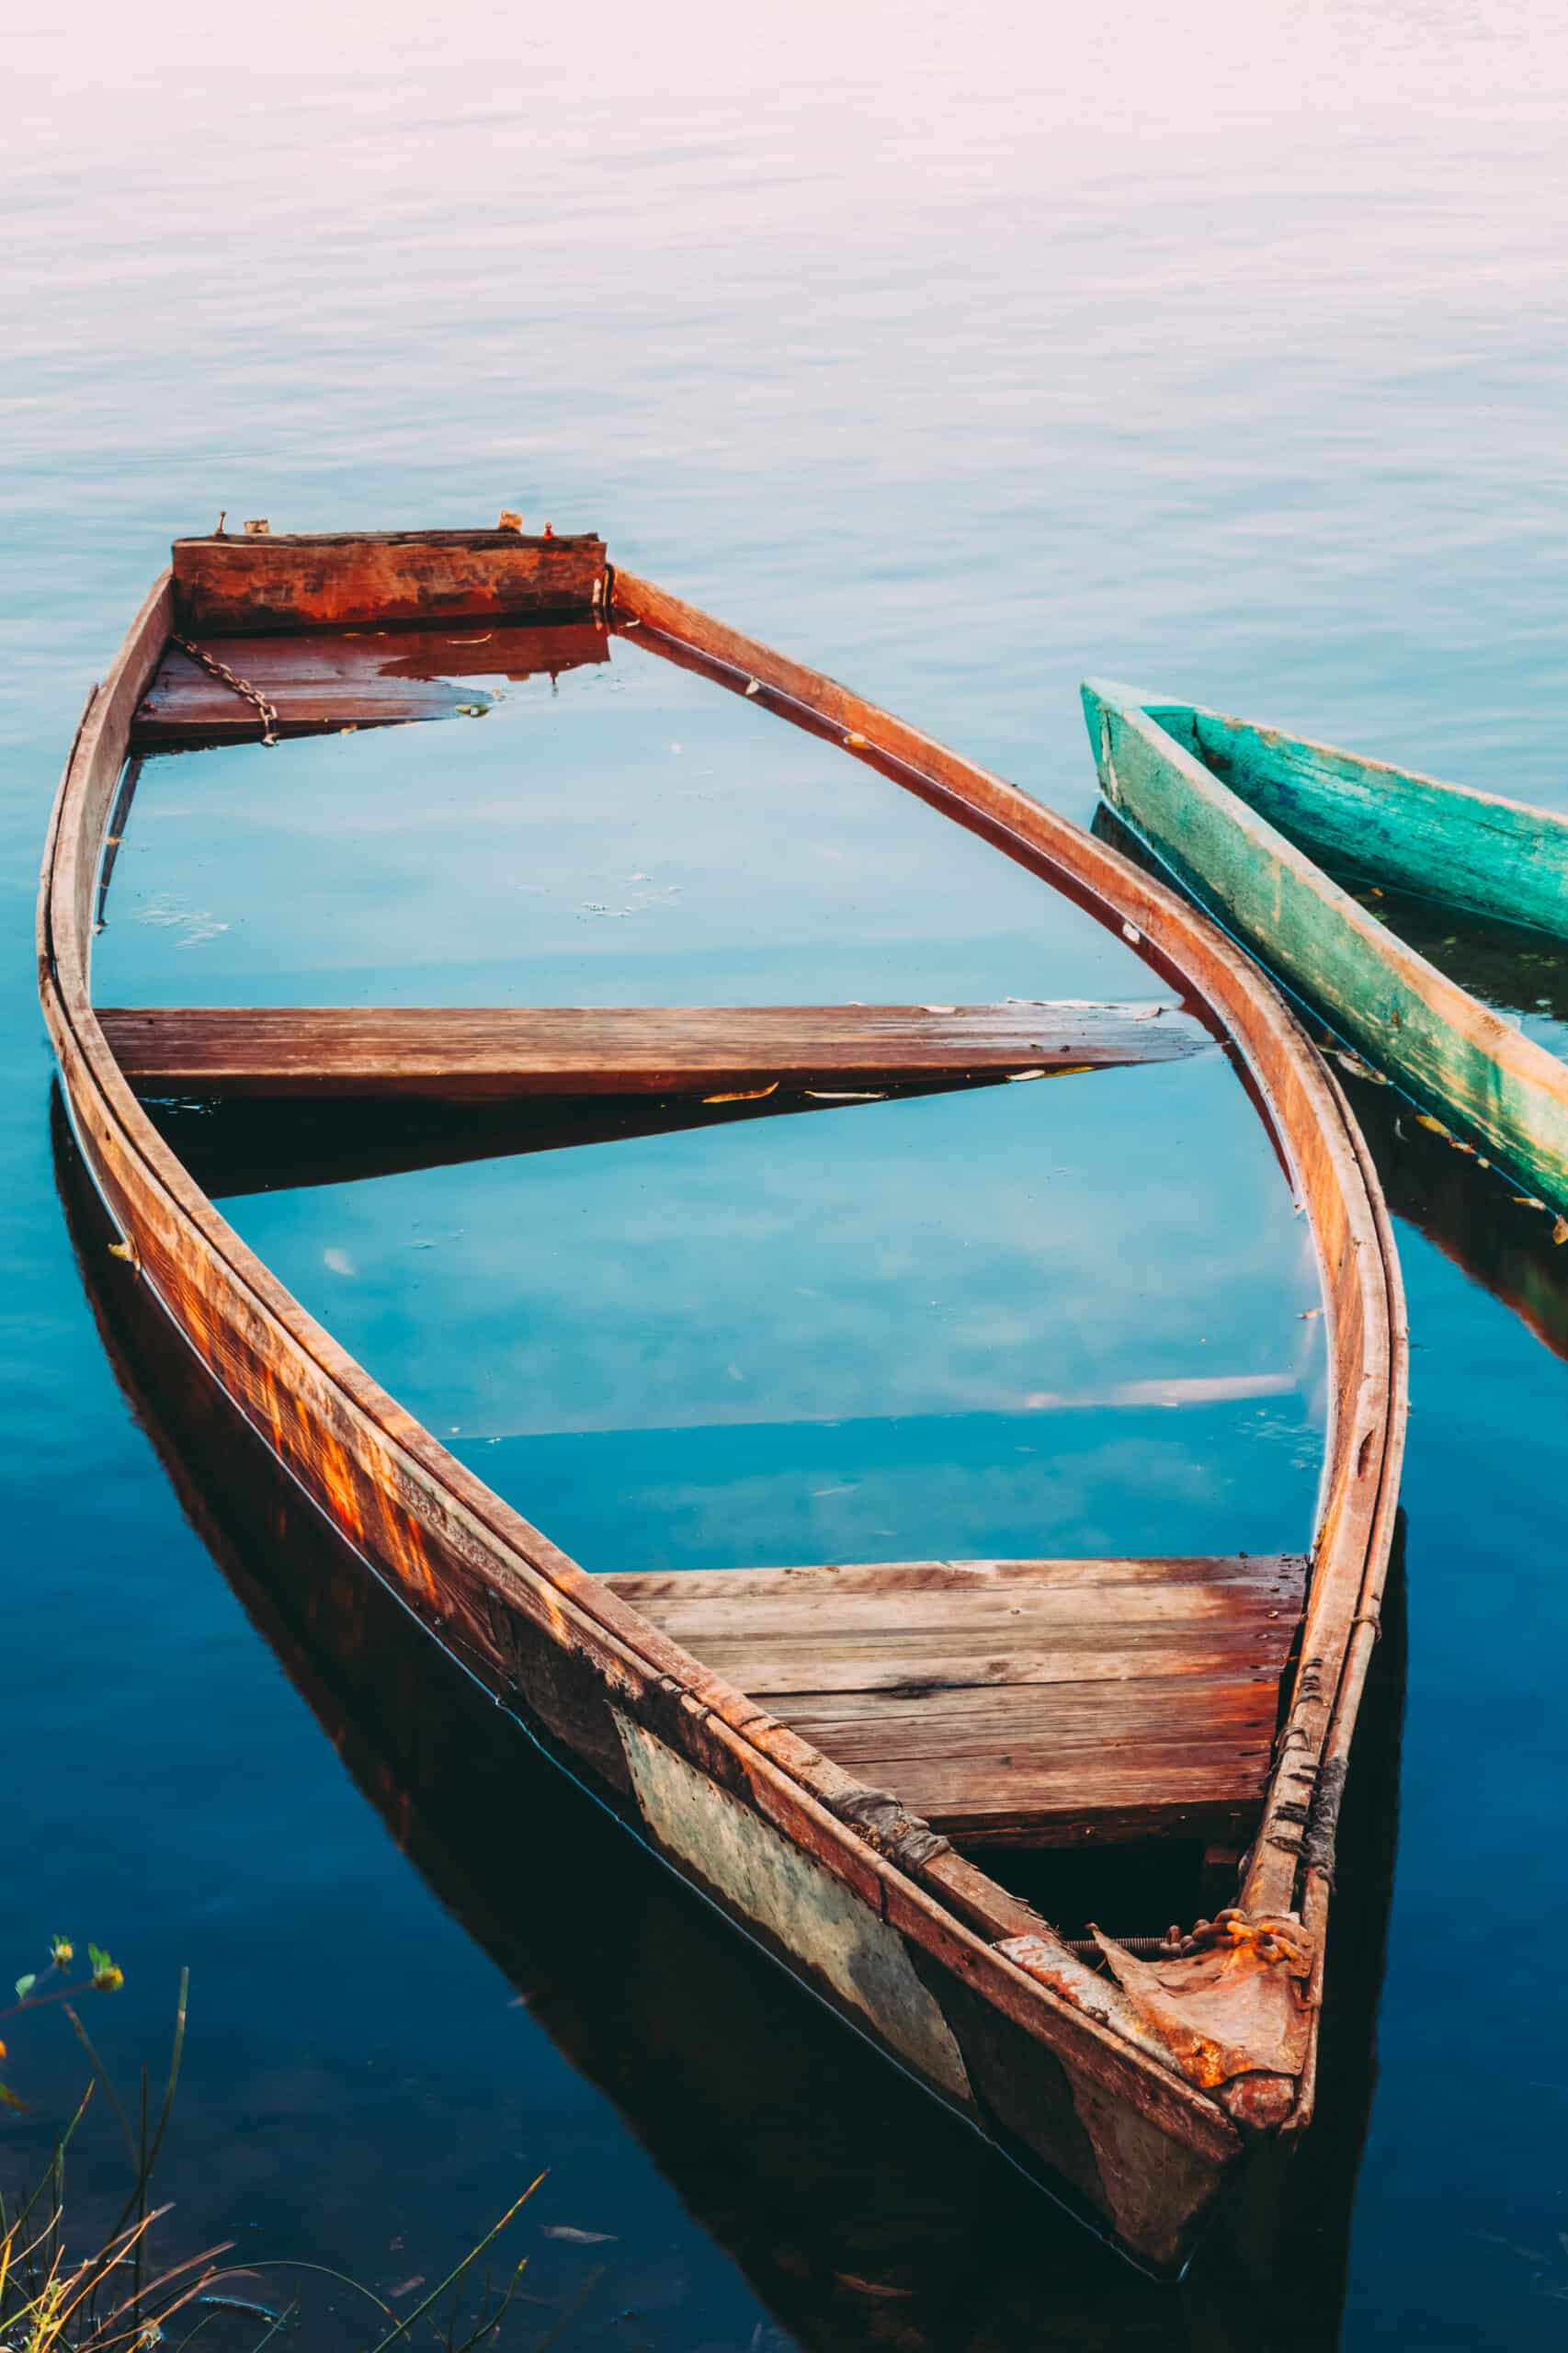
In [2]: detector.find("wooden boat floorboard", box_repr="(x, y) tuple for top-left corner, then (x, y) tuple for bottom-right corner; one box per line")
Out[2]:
(604, 1555), (1307, 1847)
(131, 620), (611, 745)
(98, 1000), (1214, 1099)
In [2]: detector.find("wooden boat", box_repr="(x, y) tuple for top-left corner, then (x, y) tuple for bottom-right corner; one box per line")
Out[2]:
(38, 524), (1406, 2269)
(1082, 681), (1568, 1212)
(52, 1089), (1407, 2347)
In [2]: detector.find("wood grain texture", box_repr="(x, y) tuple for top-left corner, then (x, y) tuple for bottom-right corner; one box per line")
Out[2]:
(36, 543), (1407, 2265)
(1085, 679), (1568, 1215)
(131, 620), (609, 745)
(99, 1000), (1212, 1099)
(604, 1555), (1306, 1846)
(171, 529), (608, 635)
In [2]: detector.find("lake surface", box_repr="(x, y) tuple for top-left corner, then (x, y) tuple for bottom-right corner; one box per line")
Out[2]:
(7, 3), (1568, 2343)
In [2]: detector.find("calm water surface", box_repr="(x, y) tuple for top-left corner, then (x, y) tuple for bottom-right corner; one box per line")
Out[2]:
(7, 5), (1568, 2344)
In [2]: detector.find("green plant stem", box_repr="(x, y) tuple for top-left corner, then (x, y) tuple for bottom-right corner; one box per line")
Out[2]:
(358, 2176), (547, 2353)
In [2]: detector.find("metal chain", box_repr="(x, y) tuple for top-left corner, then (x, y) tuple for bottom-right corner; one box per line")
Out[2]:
(173, 633), (280, 745)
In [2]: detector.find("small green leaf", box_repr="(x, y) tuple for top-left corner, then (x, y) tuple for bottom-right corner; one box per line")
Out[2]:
(14, 1973), (36, 1999)
(0, 2082), (25, 2113)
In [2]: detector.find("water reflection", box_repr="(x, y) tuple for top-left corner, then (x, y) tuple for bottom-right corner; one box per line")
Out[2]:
(53, 1096), (1404, 2350)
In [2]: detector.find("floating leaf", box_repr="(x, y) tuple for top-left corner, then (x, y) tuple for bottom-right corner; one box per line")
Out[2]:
(1415, 1113), (1449, 1136)
(744, 679), (761, 698)
(702, 1083), (778, 1103)
(834, 2273), (912, 2299)
(540, 2226), (617, 2245)
(1122, 921), (1142, 944)
(844, 731), (868, 748)
(1553, 1218), (1568, 1248)
(107, 1240), (134, 1262)
(14, 1973), (36, 1999)
(0, 2082), (24, 2114)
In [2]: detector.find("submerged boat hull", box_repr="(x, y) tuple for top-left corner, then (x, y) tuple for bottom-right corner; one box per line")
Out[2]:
(39, 544), (1406, 2268)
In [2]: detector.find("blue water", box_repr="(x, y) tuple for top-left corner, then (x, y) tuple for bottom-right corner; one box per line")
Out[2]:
(8, 3), (1568, 2343)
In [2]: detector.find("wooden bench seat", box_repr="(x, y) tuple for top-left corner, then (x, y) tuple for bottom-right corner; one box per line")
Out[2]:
(97, 1000), (1214, 1100)
(602, 1553), (1308, 1848)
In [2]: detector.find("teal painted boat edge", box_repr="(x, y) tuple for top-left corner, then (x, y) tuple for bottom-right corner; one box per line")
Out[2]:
(1079, 679), (1568, 1214)
(1187, 706), (1568, 938)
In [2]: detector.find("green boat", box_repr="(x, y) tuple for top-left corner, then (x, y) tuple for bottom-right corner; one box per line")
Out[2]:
(1080, 681), (1568, 1214)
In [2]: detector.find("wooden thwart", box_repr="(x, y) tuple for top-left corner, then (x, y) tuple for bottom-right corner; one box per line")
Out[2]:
(603, 1553), (1308, 1848)
(171, 528), (608, 636)
(99, 1000), (1214, 1100)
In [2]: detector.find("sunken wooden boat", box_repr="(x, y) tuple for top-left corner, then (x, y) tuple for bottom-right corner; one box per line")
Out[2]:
(39, 525), (1406, 2269)
(52, 1089), (1408, 2348)
(1083, 682), (1568, 1215)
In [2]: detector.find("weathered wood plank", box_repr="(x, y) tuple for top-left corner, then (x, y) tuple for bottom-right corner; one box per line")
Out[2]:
(171, 528), (608, 635)
(99, 1000), (1214, 1100)
(609, 1553), (1304, 1603)
(131, 620), (610, 747)
(603, 1554), (1306, 1847)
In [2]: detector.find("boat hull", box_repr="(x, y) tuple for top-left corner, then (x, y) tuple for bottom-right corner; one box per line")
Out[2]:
(1083, 681), (1568, 1212)
(38, 553), (1407, 2268)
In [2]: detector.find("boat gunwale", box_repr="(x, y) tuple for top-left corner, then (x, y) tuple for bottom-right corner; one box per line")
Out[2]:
(37, 559), (1405, 2227)
(1090, 683), (1568, 1112)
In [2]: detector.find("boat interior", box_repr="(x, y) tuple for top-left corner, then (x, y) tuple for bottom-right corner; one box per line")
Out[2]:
(82, 530), (1355, 1951)
(51, 1084), (1405, 2347)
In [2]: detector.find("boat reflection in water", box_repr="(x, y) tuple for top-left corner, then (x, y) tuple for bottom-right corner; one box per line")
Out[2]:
(54, 1095), (1404, 2350)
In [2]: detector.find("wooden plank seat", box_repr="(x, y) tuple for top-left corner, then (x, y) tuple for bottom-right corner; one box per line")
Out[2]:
(170, 527), (608, 635)
(602, 1554), (1309, 1848)
(98, 1000), (1216, 1100)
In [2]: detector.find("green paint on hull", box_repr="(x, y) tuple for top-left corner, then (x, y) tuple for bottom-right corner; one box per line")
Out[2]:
(1080, 680), (1568, 1214)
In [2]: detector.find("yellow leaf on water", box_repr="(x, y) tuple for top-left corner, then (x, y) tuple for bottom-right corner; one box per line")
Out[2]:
(1554, 1218), (1568, 1247)
(108, 1241), (134, 1262)
(702, 1083), (779, 1103)
(1415, 1114), (1449, 1135)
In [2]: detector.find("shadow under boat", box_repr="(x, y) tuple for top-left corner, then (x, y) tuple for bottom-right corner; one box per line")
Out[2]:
(52, 1088), (1406, 2349)
(141, 1078), (1002, 1202)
